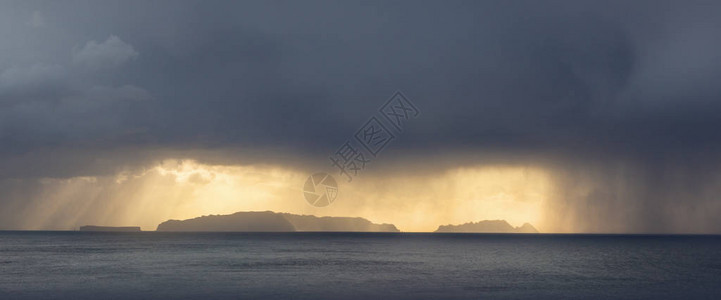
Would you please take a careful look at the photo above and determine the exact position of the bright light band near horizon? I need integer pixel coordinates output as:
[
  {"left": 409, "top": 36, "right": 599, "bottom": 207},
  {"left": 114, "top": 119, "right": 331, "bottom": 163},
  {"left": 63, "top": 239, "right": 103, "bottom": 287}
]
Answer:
[{"left": 16, "top": 159, "right": 550, "bottom": 233}]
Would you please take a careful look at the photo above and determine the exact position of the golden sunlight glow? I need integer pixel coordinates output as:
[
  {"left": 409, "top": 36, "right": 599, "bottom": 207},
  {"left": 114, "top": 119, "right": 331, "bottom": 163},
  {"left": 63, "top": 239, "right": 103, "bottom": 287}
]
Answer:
[{"left": 26, "top": 160, "right": 554, "bottom": 232}]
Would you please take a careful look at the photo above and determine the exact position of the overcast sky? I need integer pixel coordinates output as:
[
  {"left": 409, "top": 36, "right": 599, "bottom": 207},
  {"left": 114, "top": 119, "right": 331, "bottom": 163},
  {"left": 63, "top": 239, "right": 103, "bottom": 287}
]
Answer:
[{"left": 1, "top": 1, "right": 721, "bottom": 232}]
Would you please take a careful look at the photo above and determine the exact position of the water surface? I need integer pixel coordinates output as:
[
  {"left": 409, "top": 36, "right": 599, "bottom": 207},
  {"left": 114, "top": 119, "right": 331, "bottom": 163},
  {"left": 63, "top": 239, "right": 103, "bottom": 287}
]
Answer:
[{"left": 0, "top": 232, "right": 719, "bottom": 299}]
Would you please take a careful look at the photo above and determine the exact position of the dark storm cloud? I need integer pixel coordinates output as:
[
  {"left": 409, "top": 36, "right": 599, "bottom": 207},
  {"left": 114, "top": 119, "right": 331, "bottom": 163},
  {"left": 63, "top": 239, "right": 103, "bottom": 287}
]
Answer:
[
  {"left": 0, "top": 1, "right": 692, "bottom": 156},
  {"left": 1, "top": 0, "right": 721, "bottom": 232}
]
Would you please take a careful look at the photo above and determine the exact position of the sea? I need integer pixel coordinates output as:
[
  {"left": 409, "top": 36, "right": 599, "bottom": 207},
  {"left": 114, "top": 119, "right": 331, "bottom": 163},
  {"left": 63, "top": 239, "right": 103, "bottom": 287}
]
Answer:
[{"left": 0, "top": 232, "right": 719, "bottom": 299}]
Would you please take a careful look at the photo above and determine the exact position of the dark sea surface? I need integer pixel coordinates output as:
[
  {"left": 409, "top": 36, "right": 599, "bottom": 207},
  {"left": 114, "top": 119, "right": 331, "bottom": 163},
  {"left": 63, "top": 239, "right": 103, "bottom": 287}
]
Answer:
[{"left": 0, "top": 232, "right": 720, "bottom": 299}]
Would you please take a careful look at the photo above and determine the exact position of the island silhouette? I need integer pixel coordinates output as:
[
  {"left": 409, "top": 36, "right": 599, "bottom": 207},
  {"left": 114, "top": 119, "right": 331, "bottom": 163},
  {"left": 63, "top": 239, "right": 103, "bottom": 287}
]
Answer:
[
  {"left": 156, "top": 211, "right": 400, "bottom": 232},
  {"left": 80, "top": 211, "right": 539, "bottom": 233},
  {"left": 435, "top": 220, "right": 539, "bottom": 233}
]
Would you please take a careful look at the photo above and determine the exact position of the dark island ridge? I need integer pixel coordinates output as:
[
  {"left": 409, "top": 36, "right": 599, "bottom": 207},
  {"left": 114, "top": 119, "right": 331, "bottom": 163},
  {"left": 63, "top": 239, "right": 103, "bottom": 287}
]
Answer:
[{"left": 81, "top": 211, "right": 539, "bottom": 233}]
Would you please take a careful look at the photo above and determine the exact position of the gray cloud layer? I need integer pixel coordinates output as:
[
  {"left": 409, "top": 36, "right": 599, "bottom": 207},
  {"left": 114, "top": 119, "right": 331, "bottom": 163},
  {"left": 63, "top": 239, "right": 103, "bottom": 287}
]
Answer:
[{"left": 1, "top": 1, "right": 721, "bottom": 232}]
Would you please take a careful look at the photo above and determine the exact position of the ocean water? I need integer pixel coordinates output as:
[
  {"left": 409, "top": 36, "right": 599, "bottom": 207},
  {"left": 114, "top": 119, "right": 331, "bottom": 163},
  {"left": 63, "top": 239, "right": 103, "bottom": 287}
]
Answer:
[{"left": 0, "top": 232, "right": 719, "bottom": 299}]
